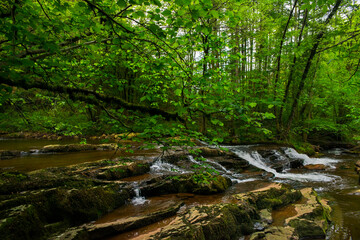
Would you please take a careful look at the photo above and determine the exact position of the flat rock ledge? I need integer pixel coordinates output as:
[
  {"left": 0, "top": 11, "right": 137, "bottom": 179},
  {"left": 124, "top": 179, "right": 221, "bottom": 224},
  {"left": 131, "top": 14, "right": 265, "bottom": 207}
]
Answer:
[
  {"left": 146, "top": 185, "right": 330, "bottom": 240},
  {"left": 46, "top": 184, "right": 331, "bottom": 240},
  {"left": 51, "top": 201, "right": 184, "bottom": 240}
]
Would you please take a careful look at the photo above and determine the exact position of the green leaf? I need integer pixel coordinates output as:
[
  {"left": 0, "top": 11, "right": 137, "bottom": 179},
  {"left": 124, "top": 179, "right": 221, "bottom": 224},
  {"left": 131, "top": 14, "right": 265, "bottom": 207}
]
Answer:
[
  {"left": 162, "top": 9, "right": 171, "bottom": 16},
  {"left": 249, "top": 102, "right": 257, "bottom": 108},
  {"left": 210, "top": 10, "right": 219, "bottom": 18},
  {"left": 174, "top": 89, "right": 182, "bottom": 96},
  {"left": 117, "top": 0, "right": 127, "bottom": 8}
]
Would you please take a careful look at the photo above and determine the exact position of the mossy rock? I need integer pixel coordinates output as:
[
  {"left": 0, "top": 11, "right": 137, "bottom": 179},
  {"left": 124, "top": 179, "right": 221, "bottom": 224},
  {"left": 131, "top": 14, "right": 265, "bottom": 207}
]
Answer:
[
  {"left": 95, "top": 162, "right": 150, "bottom": 180},
  {"left": 0, "top": 205, "right": 44, "bottom": 240},
  {"left": 235, "top": 186, "right": 302, "bottom": 211},
  {"left": 289, "top": 219, "right": 325, "bottom": 239},
  {"left": 140, "top": 174, "right": 232, "bottom": 196},
  {"left": 149, "top": 203, "right": 257, "bottom": 240}
]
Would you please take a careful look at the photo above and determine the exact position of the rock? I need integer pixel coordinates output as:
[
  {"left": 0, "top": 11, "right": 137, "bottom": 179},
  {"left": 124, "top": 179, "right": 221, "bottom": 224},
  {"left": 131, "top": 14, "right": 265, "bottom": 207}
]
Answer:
[
  {"left": 140, "top": 174, "right": 232, "bottom": 196},
  {"left": 234, "top": 185, "right": 302, "bottom": 210},
  {"left": 303, "top": 164, "right": 326, "bottom": 170},
  {"left": 0, "top": 204, "right": 44, "bottom": 240},
  {"left": 249, "top": 226, "right": 297, "bottom": 240},
  {"left": 95, "top": 162, "right": 150, "bottom": 180},
  {"left": 289, "top": 159, "right": 304, "bottom": 169},
  {"left": 197, "top": 147, "right": 227, "bottom": 157},
  {"left": 52, "top": 201, "right": 184, "bottom": 240},
  {"left": 248, "top": 187, "right": 331, "bottom": 240},
  {"left": 39, "top": 143, "right": 117, "bottom": 153},
  {"left": 257, "top": 149, "right": 304, "bottom": 172},
  {"left": 286, "top": 188, "right": 331, "bottom": 239},
  {"left": 259, "top": 209, "right": 272, "bottom": 224},
  {"left": 355, "top": 160, "right": 360, "bottom": 174},
  {"left": 147, "top": 203, "right": 257, "bottom": 240},
  {"left": 0, "top": 150, "right": 22, "bottom": 160}
]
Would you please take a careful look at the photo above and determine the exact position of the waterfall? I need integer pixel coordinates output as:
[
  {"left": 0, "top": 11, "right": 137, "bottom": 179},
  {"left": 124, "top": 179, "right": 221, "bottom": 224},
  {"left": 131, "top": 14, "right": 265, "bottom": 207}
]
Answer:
[
  {"left": 150, "top": 159, "right": 190, "bottom": 174},
  {"left": 188, "top": 156, "right": 249, "bottom": 184},
  {"left": 283, "top": 148, "right": 339, "bottom": 167},
  {"left": 229, "top": 146, "right": 339, "bottom": 182},
  {"left": 131, "top": 182, "right": 149, "bottom": 205}
]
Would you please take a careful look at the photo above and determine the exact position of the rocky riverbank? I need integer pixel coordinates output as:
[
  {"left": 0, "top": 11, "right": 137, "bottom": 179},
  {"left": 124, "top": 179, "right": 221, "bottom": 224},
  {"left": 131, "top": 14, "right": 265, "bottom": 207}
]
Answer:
[{"left": 0, "top": 142, "right": 337, "bottom": 240}]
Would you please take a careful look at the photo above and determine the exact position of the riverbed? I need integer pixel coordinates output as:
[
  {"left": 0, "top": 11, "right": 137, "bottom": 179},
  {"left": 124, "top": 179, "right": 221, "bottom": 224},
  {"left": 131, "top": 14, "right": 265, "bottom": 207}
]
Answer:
[{"left": 0, "top": 138, "right": 359, "bottom": 239}]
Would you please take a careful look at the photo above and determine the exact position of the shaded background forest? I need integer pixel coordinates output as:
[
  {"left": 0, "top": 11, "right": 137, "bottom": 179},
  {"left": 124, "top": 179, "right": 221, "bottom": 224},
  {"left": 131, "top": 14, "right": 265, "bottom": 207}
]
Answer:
[{"left": 1, "top": 0, "right": 360, "bottom": 147}]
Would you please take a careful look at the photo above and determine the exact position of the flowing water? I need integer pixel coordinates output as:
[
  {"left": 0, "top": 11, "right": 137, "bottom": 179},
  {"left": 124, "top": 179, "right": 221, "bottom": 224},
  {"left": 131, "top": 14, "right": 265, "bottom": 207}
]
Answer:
[
  {"left": 1, "top": 138, "right": 359, "bottom": 239},
  {"left": 0, "top": 138, "right": 159, "bottom": 172}
]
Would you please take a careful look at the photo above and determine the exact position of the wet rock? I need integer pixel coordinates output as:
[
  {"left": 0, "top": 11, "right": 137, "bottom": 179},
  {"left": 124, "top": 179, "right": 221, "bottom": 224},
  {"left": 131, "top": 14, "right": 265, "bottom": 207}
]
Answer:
[
  {"left": 0, "top": 150, "right": 22, "bottom": 160},
  {"left": 147, "top": 203, "right": 257, "bottom": 240},
  {"left": 234, "top": 185, "right": 302, "bottom": 210},
  {"left": 0, "top": 204, "right": 44, "bottom": 240},
  {"left": 286, "top": 188, "right": 331, "bottom": 239},
  {"left": 95, "top": 162, "right": 150, "bottom": 180},
  {"left": 140, "top": 174, "right": 232, "bottom": 196},
  {"left": 211, "top": 155, "right": 251, "bottom": 172},
  {"left": 289, "top": 159, "right": 304, "bottom": 169},
  {"left": 197, "top": 147, "right": 229, "bottom": 157},
  {"left": 259, "top": 209, "right": 272, "bottom": 224},
  {"left": 248, "top": 187, "right": 331, "bottom": 240},
  {"left": 355, "top": 160, "right": 360, "bottom": 174},
  {"left": 289, "top": 219, "right": 325, "bottom": 239},
  {"left": 257, "top": 149, "right": 304, "bottom": 172},
  {"left": 52, "top": 201, "right": 184, "bottom": 240},
  {"left": 303, "top": 164, "right": 326, "bottom": 170},
  {"left": 249, "top": 226, "right": 297, "bottom": 240},
  {"left": 39, "top": 143, "right": 117, "bottom": 153}
]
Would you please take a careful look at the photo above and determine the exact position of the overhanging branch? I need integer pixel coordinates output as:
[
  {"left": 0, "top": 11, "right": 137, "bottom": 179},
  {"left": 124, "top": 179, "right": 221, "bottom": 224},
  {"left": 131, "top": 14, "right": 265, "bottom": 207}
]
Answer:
[{"left": 0, "top": 75, "right": 185, "bottom": 123}]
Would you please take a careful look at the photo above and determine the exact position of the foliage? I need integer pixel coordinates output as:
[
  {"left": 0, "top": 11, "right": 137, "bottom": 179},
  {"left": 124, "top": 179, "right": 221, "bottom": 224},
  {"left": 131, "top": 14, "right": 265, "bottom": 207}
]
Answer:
[{"left": 0, "top": 0, "right": 359, "bottom": 144}]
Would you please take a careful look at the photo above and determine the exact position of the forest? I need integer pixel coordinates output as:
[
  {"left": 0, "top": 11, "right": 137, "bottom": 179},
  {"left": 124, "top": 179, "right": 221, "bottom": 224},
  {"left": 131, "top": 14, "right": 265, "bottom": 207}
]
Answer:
[
  {"left": 1, "top": 0, "right": 359, "bottom": 148},
  {"left": 1, "top": 1, "right": 360, "bottom": 240}
]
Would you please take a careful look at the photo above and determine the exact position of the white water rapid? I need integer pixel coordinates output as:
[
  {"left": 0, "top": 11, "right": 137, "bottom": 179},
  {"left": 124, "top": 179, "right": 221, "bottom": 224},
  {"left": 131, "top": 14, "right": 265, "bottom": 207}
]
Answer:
[
  {"left": 131, "top": 182, "right": 149, "bottom": 205},
  {"left": 228, "top": 146, "right": 340, "bottom": 182}
]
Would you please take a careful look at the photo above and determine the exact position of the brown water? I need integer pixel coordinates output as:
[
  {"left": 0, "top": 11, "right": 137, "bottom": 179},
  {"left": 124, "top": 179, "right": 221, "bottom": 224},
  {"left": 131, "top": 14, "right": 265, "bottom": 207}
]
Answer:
[
  {"left": 1, "top": 139, "right": 359, "bottom": 239},
  {"left": 0, "top": 138, "right": 160, "bottom": 172},
  {"left": 0, "top": 138, "right": 90, "bottom": 151}
]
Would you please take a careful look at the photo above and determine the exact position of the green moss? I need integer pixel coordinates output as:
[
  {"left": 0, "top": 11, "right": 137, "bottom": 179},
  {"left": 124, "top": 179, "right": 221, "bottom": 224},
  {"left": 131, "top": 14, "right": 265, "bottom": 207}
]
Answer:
[
  {"left": 0, "top": 205, "right": 44, "bottom": 240},
  {"left": 289, "top": 219, "right": 325, "bottom": 239},
  {"left": 254, "top": 187, "right": 302, "bottom": 210}
]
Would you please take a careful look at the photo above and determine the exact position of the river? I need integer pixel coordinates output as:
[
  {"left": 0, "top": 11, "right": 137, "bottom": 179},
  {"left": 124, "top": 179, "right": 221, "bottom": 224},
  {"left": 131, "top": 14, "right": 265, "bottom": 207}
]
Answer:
[{"left": 0, "top": 139, "right": 359, "bottom": 239}]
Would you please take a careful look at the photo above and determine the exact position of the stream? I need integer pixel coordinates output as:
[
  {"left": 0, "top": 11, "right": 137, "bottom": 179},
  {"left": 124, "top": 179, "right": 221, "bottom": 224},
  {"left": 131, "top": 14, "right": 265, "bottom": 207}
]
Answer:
[{"left": 0, "top": 139, "right": 359, "bottom": 239}]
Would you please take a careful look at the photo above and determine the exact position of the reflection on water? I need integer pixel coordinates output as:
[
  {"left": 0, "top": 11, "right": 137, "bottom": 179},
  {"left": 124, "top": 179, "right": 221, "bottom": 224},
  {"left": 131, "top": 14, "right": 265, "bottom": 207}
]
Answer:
[
  {"left": 0, "top": 138, "right": 160, "bottom": 172},
  {"left": 0, "top": 138, "right": 89, "bottom": 151},
  {"left": 1, "top": 139, "right": 360, "bottom": 239}
]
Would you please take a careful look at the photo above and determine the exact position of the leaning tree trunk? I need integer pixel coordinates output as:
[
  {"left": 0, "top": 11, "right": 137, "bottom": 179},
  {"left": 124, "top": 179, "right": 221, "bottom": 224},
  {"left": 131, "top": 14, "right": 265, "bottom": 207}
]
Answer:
[{"left": 286, "top": 0, "right": 343, "bottom": 133}]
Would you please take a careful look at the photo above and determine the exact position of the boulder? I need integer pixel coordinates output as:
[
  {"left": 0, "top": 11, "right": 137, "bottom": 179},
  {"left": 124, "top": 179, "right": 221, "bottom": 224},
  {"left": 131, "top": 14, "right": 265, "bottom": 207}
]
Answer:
[
  {"left": 249, "top": 226, "right": 297, "bottom": 240},
  {"left": 147, "top": 203, "right": 257, "bottom": 240},
  {"left": 0, "top": 150, "right": 22, "bottom": 160},
  {"left": 95, "top": 162, "right": 150, "bottom": 180},
  {"left": 355, "top": 160, "right": 360, "bottom": 174},
  {"left": 52, "top": 201, "right": 184, "bottom": 240},
  {"left": 140, "top": 174, "right": 232, "bottom": 196},
  {"left": 0, "top": 204, "right": 44, "bottom": 240},
  {"left": 303, "top": 164, "right": 327, "bottom": 170},
  {"left": 39, "top": 143, "right": 117, "bottom": 153}
]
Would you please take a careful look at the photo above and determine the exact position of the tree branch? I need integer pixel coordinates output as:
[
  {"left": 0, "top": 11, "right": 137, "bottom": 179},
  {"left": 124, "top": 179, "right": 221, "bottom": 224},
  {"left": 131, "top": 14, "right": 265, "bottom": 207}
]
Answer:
[{"left": 0, "top": 75, "right": 185, "bottom": 123}]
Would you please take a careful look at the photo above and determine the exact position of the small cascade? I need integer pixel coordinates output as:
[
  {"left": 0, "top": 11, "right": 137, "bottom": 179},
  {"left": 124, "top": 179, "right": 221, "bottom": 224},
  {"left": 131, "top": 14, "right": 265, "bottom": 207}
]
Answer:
[
  {"left": 284, "top": 148, "right": 339, "bottom": 167},
  {"left": 131, "top": 182, "right": 149, "bottom": 205},
  {"left": 205, "top": 158, "right": 232, "bottom": 174},
  {"left": 150, "top": 159, "right": 189, "bottom": 174},
  {"left": 188, "top": 156, "right": 249, "bottom": 184},
  {"left": 229, "top": 147, "right": 339, "bottom": 182}
]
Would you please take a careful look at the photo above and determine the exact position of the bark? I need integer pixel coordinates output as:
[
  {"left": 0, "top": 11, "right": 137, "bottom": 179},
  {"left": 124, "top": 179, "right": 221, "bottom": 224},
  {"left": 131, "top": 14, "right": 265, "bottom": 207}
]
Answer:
[
  {"left": 0, "top": 76, "right": 184, "bottom": 123},
  {"left": 278, "top": 8, "right": 308, "bottom": 127},
  {"left": 274, "top": 0, "right": 298, "bottom": 94},
  {"left": 286, "top": 0, "right": 343, "bottom": 132}
]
